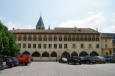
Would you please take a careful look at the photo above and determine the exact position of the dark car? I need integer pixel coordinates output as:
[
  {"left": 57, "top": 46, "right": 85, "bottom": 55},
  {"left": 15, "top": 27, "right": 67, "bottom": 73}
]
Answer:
[
  {"left": 59, "top": 57, "right": 68, "bottom": 63},
  {"left": 68, "top": 56, "right": 81, "bottom": 65},
  {"left": 10, "top": 57, "right": 19, "bottom": 66},
  {"left": 81, "top": 56, "right": 96, "bottom": 64},
  {"left": 5, "top": 57, "right": 14, "bottom": 68},
  {"left": 103, "top": 56, "right": 111, "bottom": 63},
  {"left": 0, "top": 56, "right": 7, "bottom": 70},
  {"left": 110, "top": 56, "right": 115, "bottom": 63}
]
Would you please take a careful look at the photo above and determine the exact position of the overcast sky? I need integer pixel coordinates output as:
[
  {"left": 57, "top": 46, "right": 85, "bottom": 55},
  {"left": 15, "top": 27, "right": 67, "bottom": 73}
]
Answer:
[{"left": 0, "top": 0, "right": 115, "bottom": 33}]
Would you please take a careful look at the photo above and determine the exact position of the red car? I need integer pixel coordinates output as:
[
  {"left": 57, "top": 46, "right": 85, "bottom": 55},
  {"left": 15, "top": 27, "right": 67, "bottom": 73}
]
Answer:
[{"left": 14, "top": 54, "right": 31, "bottom": 65}]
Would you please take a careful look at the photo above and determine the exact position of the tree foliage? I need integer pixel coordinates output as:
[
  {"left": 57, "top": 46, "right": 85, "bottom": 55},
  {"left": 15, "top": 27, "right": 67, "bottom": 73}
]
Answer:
[{"left": 0, "top": 21, "right": 20, "bottom": 56}]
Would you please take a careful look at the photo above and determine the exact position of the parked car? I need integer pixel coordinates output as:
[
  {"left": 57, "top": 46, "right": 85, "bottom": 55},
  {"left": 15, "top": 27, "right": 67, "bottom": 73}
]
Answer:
[
  {"left": 10, "top": 57, "right": 19, "bottom": 66},
  {"left": 68, "top": 56, "right": 81, "bottom": 65},
  {"left": 5, "top": 57, "right": 14, "bottom": 68},
  {"left": 81, "top": 56, "right": 96, "bottom": 64},
  {"left": 110, "top": 56, "right": 115, "bottom": 63},
  {"left": 14, "top": 54, "right": 31, "bottom": 65},
  {"left": 103, "top": 56, "right": 111, "bottom": 63},
  {"left": 92, "top": 56, "right": 106, "bottom": 64},
  {"left": 59, "top": 57, "right": 68, "bottom": 63},
  {"left": 0, "top": 56, "right": 8, "bottom": 70}
]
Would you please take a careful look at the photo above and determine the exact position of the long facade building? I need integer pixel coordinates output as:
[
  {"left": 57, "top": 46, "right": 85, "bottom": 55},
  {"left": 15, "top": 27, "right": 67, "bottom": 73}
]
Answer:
[{"left": 11, "top": 16, "right": 113, "bottom": 61}]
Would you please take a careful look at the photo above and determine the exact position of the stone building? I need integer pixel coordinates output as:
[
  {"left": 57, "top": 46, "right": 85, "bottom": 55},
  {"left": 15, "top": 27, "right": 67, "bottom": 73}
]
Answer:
[{"left": 11, "top": 16, "right": 113, "bottom": 61}]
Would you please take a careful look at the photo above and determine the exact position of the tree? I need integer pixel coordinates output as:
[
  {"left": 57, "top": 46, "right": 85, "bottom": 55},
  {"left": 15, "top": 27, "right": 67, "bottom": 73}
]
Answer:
[
  {"left": 0, "top": 21, "right": 20, "bottom": 56},
  {"left": 0, "top": 32, "right": 4, "bottom": 54}
]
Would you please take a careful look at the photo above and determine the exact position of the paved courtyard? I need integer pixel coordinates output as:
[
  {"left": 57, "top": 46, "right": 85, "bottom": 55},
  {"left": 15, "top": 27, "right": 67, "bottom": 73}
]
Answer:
[{"left": 0, "top": 62, "right": 115, "bottom": 76}]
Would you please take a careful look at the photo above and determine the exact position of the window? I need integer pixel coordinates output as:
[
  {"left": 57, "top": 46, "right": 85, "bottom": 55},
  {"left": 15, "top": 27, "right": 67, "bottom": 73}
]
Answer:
[
  {"left": 68, "top": 36, "right": 71, "bottom": 41},
  {"left": 96, "top": 36, "right": 99, "bottom": 41},
  {"left": 33, "top": 44, "right": 36, "bottom": 48},
  {"left": 72, "top": 36, "right": 76, "bottom": 41},
  {"left": 49, "top": 44, "right": 52, "bottom": 48},
  {"left": 18, "top": 35, "right": 22, "bottom": 41},
  {"left": 28, "top": 44, "right": 31, "bottom": 48},
  {"left": 81, "top": 44, "right": 84, "bottom": 48},
  {"left": 38, "top": 44, "right": 41, "bottom": 48},
  {"left": 80, "top": 36, "right": 83, "bottom": 41},
  {"left": 76, "top": 37, "right": 79, "bottom": 41},
  {"left": 33, "top": 35, "right": 37, "bottom": 41},
  {"left": 59, "top": 44, "right": 62, "bottom": 48},
  {"left": 38, "top": 36, "right": 42, "bottom": 41},
  {"left": 64, "top": 36, "right": 67, "bottom": 41},
  {"left": 88, "top": 44, "right": 92, "bottom": 48},
  {"left": 59, "top": 36, "right": 62, "bottom": 41},
  {"left": 54, "top": 36, "right": 57, "bottom": 41},
  {"left": 44, "top": 36, "right": 47, "bottom": 41},
  {"left": 64, "top": 44, "right": 67, "bottom": 48},
  {"left": 84, "top": 37, "right": 87, "bottom": 41},
  {"left": 92, "top": 37, "right": 95, "bottom": 41},
  {"left": 96, "top": 44, "right": 99, "bottom": 48},
  {"left": 28, "top": 35, "right": 32, "bottom": 41},
  {"left": 23, "top": 35, "right": 27, "bottom": 41},
  {"left": 18, "top": 43, "right": 21, "bottom": 48},
  {"left": 48, "top": 36, "right": 52, "bottom": 41},
  {"left": 54, "top": 44, "right": 57, "bottom": 48},
  {"left": 23, "top": 43, "right": 26, "bottom": 48},
  {"left": 88, "top": 37, "right": 91, "bottom": 41},
  {"left": 44, "top": 44, "right": 47, "bottom": 49},
  {"left": 72, "top": 44, "right": 76, "bottom": 49}
]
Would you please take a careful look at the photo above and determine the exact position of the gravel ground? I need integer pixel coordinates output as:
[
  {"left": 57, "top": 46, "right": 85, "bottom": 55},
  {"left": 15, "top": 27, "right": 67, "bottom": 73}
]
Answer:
[{"left": 0, "top": 62, "right": 115, "bottom": 76}]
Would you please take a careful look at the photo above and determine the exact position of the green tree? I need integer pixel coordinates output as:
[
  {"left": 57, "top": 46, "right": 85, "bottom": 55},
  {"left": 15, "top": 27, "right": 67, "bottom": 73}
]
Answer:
[
  {"left": 0, "top": 32, "right": 4, "bottom": 54},
  {"left": 0, "top": 21, "right": 20, "bottom": 56}
]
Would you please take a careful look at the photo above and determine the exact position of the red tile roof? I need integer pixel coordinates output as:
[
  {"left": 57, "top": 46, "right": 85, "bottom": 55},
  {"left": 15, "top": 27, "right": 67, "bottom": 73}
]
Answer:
[{"left": 11, "top": 27, "right": 99, "bottom": 34}]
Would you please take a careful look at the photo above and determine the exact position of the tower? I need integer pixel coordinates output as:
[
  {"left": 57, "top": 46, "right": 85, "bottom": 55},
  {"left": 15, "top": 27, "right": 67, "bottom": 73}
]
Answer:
[{"left": 36, "top": 16, "right": 45, "bottom": 30}]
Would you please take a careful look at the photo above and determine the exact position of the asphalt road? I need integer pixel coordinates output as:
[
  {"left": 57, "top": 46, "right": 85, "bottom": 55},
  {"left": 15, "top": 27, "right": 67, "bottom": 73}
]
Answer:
[{"left": 0, "top": 62, "right": 115, "bottom": 76}]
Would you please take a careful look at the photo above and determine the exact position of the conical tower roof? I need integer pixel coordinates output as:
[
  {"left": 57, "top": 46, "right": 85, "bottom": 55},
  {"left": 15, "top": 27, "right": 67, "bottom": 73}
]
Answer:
[{"left": 36, "top": 16, "right": 45, "bottom": 30}]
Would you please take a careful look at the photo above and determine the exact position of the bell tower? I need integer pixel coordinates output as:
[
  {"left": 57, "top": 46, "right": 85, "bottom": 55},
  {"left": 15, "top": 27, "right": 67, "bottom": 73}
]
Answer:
[{"left": 36, "top": 16, "right": 45, "bottom": 30}]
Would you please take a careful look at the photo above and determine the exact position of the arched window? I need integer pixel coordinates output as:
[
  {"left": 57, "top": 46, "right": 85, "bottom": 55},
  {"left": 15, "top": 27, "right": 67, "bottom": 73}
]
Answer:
[
  {"left": 51, "top": 52, "right": 57, "bottom": 57},
  {"left": 64, "top": 36, "right": 67, "bottom": 41},
  {"left": 28, "top": 35, "right": 32, "bottom": 41},
  {"left": 59, "top": 36, "right": 62, "bottom": 41},
  {"left": 38, "top": 35, "right": 42, "bottom": 41},
  {"left": 71, "top": 52, "right": 78, "bottom": 56},
  {"left": 48, "top": 35, "right": 52, "bottom": 41},
  {"left": 18, "top": 35, "right": 22, "bottom": 41},
  {"left": 54, "top": 36, "right": 57, "bottom": 41},
  {"left": 90, "top": 51, "right": 98, "bottom": 56},
  {"left": 42, "top": 52, "right": 49, "bottom": 57},
  {"left": 33, "top": 35, "right": 37, "bottom": 41},
  {"left": 62, "top": 51, "right": 70, "bottom": 58},
  {"left": 68, "top": 36, "right": 71, "bottom": 41},
  {"left": 44, "top": 35, "right": 47, "bottom": 41},
  {"left": 23, "top": 35, "right": 27, "bottom": 41},
  {"left": 32, "top": 51, "right": 40, "bottom": 57},
  {"left": 79, "top": 51, "right": 88, "bottom": 57},
  {"left": 23, "top": 51, "right": 30, "bottom": 55}
]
